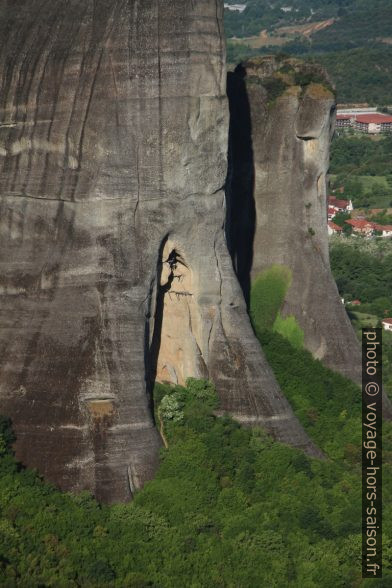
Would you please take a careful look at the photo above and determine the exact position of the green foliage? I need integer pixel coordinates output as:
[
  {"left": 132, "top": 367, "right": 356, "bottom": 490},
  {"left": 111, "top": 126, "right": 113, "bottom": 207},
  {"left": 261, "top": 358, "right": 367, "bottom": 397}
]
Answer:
[
  {"left": 330, "top": 237, "right": 392, "bottom": 397},
  {"left": 293, "top": 70, "right": 334, "bottom": 94},
  {"left": 249, "top": 265, "right": 292, "bottom": 331},
  {"left": 226, "top": 40, "right": 259, "bottom": 65},
  {"left": 261, "top": 76, "right": 288, "bottom": 103},
  {"left": 159, "top": 394, "right": 184, "bottom": 423},
  {"left": 330, "top": 135, "right": 392, "bottom": 180},
  {"left": 224, "top": 0, "right": 356, "bottom": 40},
  {"left": 250, "top": 266, "right": 305, "bottom": 349},
  {"left": 155, "top": 378, "right": 218, "bottom": 428},
  {"left": 0, "top": 364, "right": 391, "bottom": 585},
  {"left": 9, "top": 343, "right": 392, "bottom": 585},
  {"left": 254, "top": 328, "right": 362, "bottom": 459},
  {"left": 370, "top": 210, "right": 392, "bottom": 226},
  {"left": 0, "top": 417, "right": 15, "bottom": 456},
  {"left": 330, "top": 239, "right": 392, "bottom": 307},
  {"left": 333, "top": 212, "right": 353, "bottom": 235},
  {"left": 329, "top": 134, "right": 392, "bottom": 209},
  {"left": 273, "top": 313, "right": 305, "bottom": 349},
  {"left": 314, "top": 47, "right": 392, "bottom": 105}
]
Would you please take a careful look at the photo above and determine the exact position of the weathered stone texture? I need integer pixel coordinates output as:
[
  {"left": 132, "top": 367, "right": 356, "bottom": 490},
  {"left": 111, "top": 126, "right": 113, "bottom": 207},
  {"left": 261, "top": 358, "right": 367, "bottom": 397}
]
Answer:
[
  {"left": 227, "top": 57, "right": 392, "bottom": 419},
  {"left": 227, "top": 58, "right": 358, "bottom": 382},
  {"left": 0, "top": 2, "right": 322, "bottom": 502}
]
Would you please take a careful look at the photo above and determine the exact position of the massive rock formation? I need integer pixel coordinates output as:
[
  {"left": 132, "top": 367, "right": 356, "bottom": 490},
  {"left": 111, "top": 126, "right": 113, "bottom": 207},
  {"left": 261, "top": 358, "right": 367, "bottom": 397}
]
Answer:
[
  {"left": 226, "top": 56, "right": 392, "bottom": 418},
  {"left": 227, "top": 57, "right": 358, "bottom": 381},
  {"left": 0, "top": 1, "right": 322, "bottom": 502}
]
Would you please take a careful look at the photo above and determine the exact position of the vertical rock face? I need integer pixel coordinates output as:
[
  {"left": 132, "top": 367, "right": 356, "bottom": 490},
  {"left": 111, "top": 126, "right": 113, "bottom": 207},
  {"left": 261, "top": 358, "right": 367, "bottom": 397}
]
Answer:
[
  {"left": 226, "top": 56, "right": 362, "bottom": 384},
  {"left": 0, "top": 2, "right": 322, "bottom": 501}
]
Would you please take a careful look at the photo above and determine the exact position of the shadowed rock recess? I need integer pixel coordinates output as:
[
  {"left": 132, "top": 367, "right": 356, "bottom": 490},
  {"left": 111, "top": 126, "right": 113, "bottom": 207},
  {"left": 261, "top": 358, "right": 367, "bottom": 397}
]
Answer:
[{"left": 0, "top": 1, "right": 326, "bottom": 503}]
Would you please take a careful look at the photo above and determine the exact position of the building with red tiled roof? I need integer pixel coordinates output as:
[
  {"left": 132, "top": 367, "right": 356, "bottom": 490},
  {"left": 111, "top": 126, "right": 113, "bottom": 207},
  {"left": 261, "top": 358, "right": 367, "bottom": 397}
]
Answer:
[
  {"left": 353, "top": 114, "right": 392, "bottom": 134},
  {"left": 328, "top": 195, "right": 353, "bottom": 214},
  {"left": 345, "top": 219, "right": 392, "bottom": 238},
  {"left": 328, "top": 221, "right": 343, "bottom": 235},
  {"left": 336, "top": 114, "right": 352, "bottom": 129},
  {"left": 372, "top": 224, "right": 392, "bottom": 237},
  {"left": 335, "top": 111, "right": 392, "bottom": 134},
  {"left": 345, "top": 219, "right": 375, "bottom": 236}
]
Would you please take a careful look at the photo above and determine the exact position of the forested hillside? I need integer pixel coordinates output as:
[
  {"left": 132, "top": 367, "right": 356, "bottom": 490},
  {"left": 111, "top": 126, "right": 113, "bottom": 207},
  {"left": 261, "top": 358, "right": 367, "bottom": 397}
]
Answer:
[
  {"left": 329, "top": 134, "right": 392, "bottom": 208},
  {"left": 225, "top": 0, "right": 355, "bottom": 39},
  {"left": 312, "top": 48, "right": 392, "bottom": 106},
  {"left": 225, "top": 0, "right": 392, "bottom": 104}
]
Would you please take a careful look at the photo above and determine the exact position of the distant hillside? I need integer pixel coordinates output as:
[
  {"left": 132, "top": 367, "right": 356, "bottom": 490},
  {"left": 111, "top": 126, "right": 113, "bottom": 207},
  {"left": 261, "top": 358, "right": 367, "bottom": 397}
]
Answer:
[
  {"left": 310, "top": 47, "right": 392, "bottom": 105},
  {"left": 224, "top": 0, "right": 352, "bottom": 39},
  {"left": 225, "top": 0, "right": 392, "bottom": 50},
  {"left": 225, "top": 0, "right": 392, "bottom": 104}
]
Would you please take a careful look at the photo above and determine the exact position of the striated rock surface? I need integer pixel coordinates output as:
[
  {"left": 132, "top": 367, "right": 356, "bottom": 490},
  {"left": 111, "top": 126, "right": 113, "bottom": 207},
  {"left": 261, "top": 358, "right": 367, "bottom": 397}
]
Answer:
[
  {"left": 227, "top": 57, "right": 362, "bottom": 383},
  {"left": 0, "top": 2, "right": 322, "bottom": 502},
  {"left": 226, "top": 56, "right": 392, "bottom": 419}
]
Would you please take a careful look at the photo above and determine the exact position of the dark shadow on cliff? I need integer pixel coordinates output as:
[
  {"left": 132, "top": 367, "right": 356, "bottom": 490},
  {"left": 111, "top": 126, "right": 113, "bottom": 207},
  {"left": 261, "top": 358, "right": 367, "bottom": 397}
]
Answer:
[
  {"left": 145, "top": 240, "right": 176, "bottom": 414},
  {"left": 225, "top": 65, "right": 256, "bottom": 308}
]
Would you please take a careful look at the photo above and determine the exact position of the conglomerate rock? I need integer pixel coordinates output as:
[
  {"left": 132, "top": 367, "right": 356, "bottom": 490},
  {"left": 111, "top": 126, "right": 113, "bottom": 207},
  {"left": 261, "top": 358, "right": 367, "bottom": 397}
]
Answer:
[{"left": 0, "top": 1, "right": 322, "bottom": 502}]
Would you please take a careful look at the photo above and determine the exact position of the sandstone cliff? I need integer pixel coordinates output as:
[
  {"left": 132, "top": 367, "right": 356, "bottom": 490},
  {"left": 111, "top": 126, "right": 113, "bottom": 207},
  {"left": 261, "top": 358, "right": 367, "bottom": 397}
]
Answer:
[
  {"left": 226, "top": 56, "right": 391, "bottom": 421},
  {"left": 0, "top": 1, "right": 322, "bottom": 502}
]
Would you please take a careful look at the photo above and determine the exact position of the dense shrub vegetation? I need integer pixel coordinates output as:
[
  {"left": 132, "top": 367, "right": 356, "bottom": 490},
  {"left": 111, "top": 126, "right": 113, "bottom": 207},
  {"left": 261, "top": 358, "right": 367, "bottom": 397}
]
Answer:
[
  {"left": 1, "top": 365, "right": 391, "bottom": 586},
  {"left": 330, "top": 135, "right": 392, "bottom": 179},
  {"left": 329, "top": 134, "right": 392, "bottom": 208},
  {"left": 330, "top": 239, "right": 392, "bottom": 308},
  {"left": 330, "top": 237, "right": 392, "bottom": 398},
  {"left": 313, "top": 48, "right": 392, "bottom": 106}
]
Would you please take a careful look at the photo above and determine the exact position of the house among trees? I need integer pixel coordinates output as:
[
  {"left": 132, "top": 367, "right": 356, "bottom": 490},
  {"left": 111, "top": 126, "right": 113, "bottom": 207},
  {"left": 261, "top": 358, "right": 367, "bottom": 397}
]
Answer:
[
  {"left": 372, "top": 223, "right": 392, "bottom": 238},
  {"left": 351, "top": 300, "right": 361, "bottom": 306},
  {"left": 328, "top": 196, "right": 353, "bottom": 218},
  {"left": 382, "top": 318, "right": 392, "bottom": 332},
  {"left": 345, "top": 218, "right": 375, "bottom": 236},
  {"left": 329, "top": 196, "right": 354, "bottom": 212},
  {"left": 328, "top": 221, "right": 343, "bottom": 235},
  {"left": 344, "top": 219, "right": 392, "bottom": 237}
]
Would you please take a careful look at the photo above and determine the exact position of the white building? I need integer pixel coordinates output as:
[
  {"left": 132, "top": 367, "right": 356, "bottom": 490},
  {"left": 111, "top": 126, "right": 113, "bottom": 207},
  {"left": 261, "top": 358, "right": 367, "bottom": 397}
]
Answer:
[
  {"left": 382, "top": 319, "right": 392, "bottom": 332},
  {"left": 224, "top": 3, "right": 247, "bottom": 12},
  {"left": 373, "top": 224, "right": 392, "bottom": 238}
]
